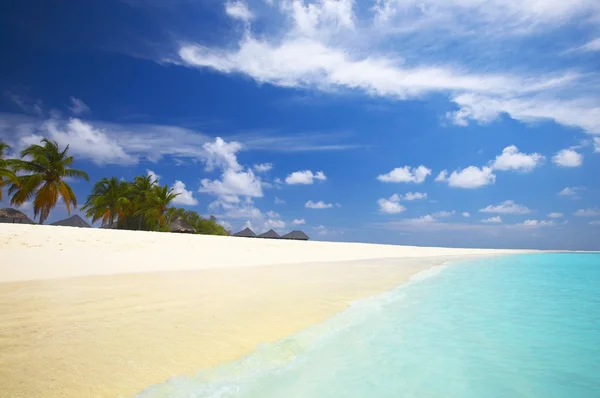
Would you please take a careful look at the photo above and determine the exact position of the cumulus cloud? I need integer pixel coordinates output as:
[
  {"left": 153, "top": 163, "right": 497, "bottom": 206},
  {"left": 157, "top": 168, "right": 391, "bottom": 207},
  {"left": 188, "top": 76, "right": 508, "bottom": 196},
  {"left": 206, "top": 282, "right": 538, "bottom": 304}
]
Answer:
[
  {"left": 558, "top": 187, "right": 583, "bottom": 198},
  {"left": 552, "top": 149, "right": 583, "bottom": 167},
  {"left": 574, "top": 208, "right": 600, "bottom": 217},
  {"left": 462, "top": 212, "right": 470, "bottom": 217},
  {"left": 491, "top": 145, "right": 544, "bottom": 172},
  {"left": 285, "top": 170, "right": 327, "bottom": 184},
  {"left": 69, "top": 97, "right": 90, "bottom": 115},
  {"left": 292, "top": 218, "right": 306, "bottom": 225},
  {"left": 199, "top": 137, "right": 264, "bottom": 198},
  {"left": 547, "top": 212, "right": 563, "bottom": 218},
  {"left": 305, "top": 200, "right": 334, "bottom": 209},
  {"left": 437, "top": 166, "right": 496, "bottom": 188},
  {"left": 147, "top": 169, "right": 160, "bottom": 185},
  {"left": 254, "top": 163, "right": 273, "bottom": 173},
  {"left": 481, "top": 216, "right": 502, "bottom": 223},
  {"left": 171, "top": 180, "right": 199, "bottom": 206},
  {"left": 594, "top": 137, "right": 600, "bottom": 153},
  {"left": 479, "top": 200, "right": 531, "bottom": 214},
  {"left": 377, "top": 166, "right": 431, "bottom": 183},
  {"left": 402, "top": 192, "right": 427, "bottom": 201},
  {"left": 377, "top": 194, "right": 406, "bottom": 214}
]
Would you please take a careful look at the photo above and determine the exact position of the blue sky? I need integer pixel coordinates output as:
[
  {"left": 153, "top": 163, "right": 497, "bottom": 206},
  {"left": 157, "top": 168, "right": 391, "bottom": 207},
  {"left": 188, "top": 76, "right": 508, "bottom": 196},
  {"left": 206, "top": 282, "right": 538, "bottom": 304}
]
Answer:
[{"left": 1, "top": 0, "right": 599, "bottom": 249}]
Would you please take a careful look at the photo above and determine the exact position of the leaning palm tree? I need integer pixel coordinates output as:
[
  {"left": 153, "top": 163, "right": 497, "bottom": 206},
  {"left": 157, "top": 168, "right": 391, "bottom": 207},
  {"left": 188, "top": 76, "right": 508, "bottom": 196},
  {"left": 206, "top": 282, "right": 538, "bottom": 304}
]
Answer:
[
  {"left": 0, "top": 142, "right": 18, "bottom": 201},
  {"left": 9, "top": 139, "right": 89, "bottom": 224},
  {"left": 82, "top": 177, "right": 130, "bottom": 228},
  {"left": 138, "top": 184, "right": 180, "bottom": 231}
]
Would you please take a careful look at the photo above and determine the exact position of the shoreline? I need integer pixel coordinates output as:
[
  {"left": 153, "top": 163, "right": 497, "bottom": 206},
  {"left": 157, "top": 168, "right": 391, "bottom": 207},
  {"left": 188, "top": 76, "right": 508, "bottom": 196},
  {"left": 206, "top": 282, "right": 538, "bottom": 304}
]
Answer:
[{"left": 0, "top": 225, "right": 528, "bottom": 397}]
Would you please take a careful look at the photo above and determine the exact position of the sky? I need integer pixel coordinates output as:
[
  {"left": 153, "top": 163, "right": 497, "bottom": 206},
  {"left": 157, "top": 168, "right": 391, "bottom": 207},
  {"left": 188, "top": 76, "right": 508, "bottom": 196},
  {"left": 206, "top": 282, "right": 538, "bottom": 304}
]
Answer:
[{"left": 0, "top": 0, "right": 599, "bottom": 250}]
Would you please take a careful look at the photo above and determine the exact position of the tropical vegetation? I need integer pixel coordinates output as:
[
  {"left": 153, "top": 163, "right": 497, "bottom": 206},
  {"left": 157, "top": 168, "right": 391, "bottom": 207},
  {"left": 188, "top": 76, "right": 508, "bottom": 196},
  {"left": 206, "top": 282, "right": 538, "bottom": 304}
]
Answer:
[
  {"left": 7, "top": 138, "right": 89, "bottom": 224},
  {"left": 0, "top": 137, "right": 231, "bottom": 235}
]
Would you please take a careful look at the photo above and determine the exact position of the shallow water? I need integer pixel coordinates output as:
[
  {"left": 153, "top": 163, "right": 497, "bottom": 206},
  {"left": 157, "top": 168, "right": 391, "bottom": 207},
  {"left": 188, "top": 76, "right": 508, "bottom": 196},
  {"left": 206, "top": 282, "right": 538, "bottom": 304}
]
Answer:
[{"left": 137, "top": 253, "right": 600, "bottom": 398}]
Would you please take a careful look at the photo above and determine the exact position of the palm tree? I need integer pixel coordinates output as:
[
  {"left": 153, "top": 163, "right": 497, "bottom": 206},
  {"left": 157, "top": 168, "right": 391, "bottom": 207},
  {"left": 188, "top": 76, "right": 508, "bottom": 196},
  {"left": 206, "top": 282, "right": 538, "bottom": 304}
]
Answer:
[
  {"left": 9, "top": 139, "right": 89, "bottom": 224},
  {"left": 82, "top": 177, "right": 130, "bottom": 228},
  {"left": 0, "top": 142, "right": 18, "bottom": 201},
  {"left": 138, "top": 184, "right": 179, "bottom": 231},
  {"left": 131, "top": 175, "right": 155, "bottom": 230}
]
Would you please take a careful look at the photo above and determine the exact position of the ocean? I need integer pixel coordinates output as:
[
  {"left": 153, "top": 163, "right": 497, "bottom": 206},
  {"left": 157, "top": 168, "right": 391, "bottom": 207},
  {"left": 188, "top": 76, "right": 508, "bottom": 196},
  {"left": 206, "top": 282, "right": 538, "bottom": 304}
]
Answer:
[{"left": 136, "top": 253, "right": 600, "bottom": 398}]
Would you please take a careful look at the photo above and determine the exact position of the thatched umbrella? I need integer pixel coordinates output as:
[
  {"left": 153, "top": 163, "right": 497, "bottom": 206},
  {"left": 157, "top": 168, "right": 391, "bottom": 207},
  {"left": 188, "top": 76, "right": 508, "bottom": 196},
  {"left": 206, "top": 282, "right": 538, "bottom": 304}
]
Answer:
[
  {"left": 169, "top": 217, "right": 196, "bottom": 234},
  {"left": 51, "top": 215, "right": 91, "bottom": 228},
  {"left": 233, "top": 227, "right": 257, "bottom": 238},
  {"left": 0, "top": 208, "right": 35, "bottom": 224},
  {"left": 282, "top": 230, "right": 309, "bottom": 241},
  {"left": 258, "top": 229, "right": 281, "bottom": 239}
]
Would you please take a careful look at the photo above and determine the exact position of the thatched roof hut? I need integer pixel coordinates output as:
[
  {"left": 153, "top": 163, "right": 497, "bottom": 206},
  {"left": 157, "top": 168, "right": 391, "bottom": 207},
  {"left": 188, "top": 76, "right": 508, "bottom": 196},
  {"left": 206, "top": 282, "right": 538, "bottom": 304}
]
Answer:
[
  {"left": 282, "top": 230, "right": 309, "bottom": 241},
  {"left": 51, "top": 215, "right": 91, "bottom": 228},
  {"left": 258, "top": 229, "right": 281, "bottom": 239},
  {"left": 233, "top": 227, "right": 257, "bottom": 238},
  {"left": 169, "top": 217, "right": 197, "bottom": 234},
  {"left": 0, "top": 208, "right": 35, "bottom": 224}
]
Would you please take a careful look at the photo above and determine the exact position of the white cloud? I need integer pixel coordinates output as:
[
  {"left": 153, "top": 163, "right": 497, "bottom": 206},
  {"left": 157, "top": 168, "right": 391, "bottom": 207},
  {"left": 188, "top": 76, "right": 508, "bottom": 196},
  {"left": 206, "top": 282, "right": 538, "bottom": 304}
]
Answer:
[
  {"left": 568, "top": 37, "right": 600, "bottom": 53},
  {"left": 285, "top": 170, "right": 327, "bottom": 184},
  {"left": 433, "top": 210, "right": 455, "bottom": 218},
  {"left": 377, "top": 165, "right": 431, "bottom": 183},
  {"left": 200, "top": 168, "right": 263, "bottom": 197},
  {"left": 594, "top": 137, "right": 600, "bottom": 153},
  {"left": 20, "top": 118, "right": 136, "bottom": 165},
  {"left": 547, "top": 212, "right": 564, "bottom": 218},
  {"left": 589, "top": 220, "right": 600, "bottom": 225},
  {"left": 491, "top": 145, "right": 544, "bottom": 172},
  {"left": 69, "top": 97, "right": 90, "bottom": 115},
  {"left": 174, "top": 0, "right": 600, "bottom": 136},
  {"left": 266, "top": 210, "right": 280, "bottom": 218},
  {"left": 225, "top": 1, "right": 254, "bottom": 22},
  {"left": 254, "top": 163, "right": 273, "bottom": 173},
  {"left": 481, "top": 216, "right": 502, "bottom": 223},
  {"left": 574, "top": 208, "right": 600, "bottom": 217},
  {"left": 377, "top": 194, "right": 406, "bottom": 214},
  {"left": 274, "top": 196, "right": 286, "bottom": 204},
  {"left": 437, "top": 166, "right": 496, "bottom": 188},
  {"left": 523, "top": 219, "right": 555, "bottom": 227},
  {"left": 209, "top": 197, "right": 263, "bottom": 219},
  {"left": 435, "top": 170, "right": 447, "bottom": 182},
  {"left": 449, "top": 92, "right": 600, "bottom": 135},
  {"left": 171, "top": 180, "right": 199, "bottom": 206},
  {"left": 264, "top": 218, "right": 285, "bottom": 230},
  {"left": 558, "top": 187, "right": 583, "bottom": 198},
  {"left": 199, "top": 137, "right": 264, "bottom": 198},
  {"left": 402, "top": 192, "right": 427, "bottom": 201},
  {"left": 292, "top": 218, "right": 306, "bottom": 225},
  {"left": 305, "top": 200, "right": 333, "bottom": 209},
  {"left": 552, "top": 149, "right": 583, "bottom": 167},
  {"left": 218, "top": 220, "right": 233, "bottom": 231},
  {"left": 462, "top": 212, "right": 470, "bottom": 218},
  {"left": 480, "top": 200, "right": 531, "bottom": 214},
  {"left": 147, "top": 169, "right": 160, "bottom": 185}
]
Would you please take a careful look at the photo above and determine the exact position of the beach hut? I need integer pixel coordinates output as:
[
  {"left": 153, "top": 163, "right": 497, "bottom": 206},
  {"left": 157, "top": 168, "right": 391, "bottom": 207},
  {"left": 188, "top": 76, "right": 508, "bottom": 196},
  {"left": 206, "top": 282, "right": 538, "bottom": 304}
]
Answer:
[
  {"left": 0, "top": 208, "right": 35, "bottom": 224},
  {"left": 169, "top": 217, "right": 197, "bottom": 234},
  {"left": 233, "top": 227, "right": 257, "bottom": 238},
  {"left": 258, "top": 229, "right": 281, "bottom": 239},
  {"left": 51, "top": 215, "right": 91, "bottom": 228},
  {"left": 282, "top": 230, "right": 310, "bottom": 241}
]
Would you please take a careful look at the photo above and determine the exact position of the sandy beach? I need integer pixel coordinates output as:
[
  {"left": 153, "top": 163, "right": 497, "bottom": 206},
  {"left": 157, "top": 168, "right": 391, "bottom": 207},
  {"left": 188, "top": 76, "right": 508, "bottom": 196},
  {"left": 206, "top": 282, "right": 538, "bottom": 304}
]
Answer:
[{"left": 0, "top": 225, "right": 526, "bottom": 397}]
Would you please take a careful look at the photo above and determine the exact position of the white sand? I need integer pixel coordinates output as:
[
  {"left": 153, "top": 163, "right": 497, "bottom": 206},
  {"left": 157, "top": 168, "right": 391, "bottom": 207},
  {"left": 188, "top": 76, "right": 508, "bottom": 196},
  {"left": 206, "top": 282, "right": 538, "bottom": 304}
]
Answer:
[{"left": 0, "top": 224, "right": 528, "bottom": 397}]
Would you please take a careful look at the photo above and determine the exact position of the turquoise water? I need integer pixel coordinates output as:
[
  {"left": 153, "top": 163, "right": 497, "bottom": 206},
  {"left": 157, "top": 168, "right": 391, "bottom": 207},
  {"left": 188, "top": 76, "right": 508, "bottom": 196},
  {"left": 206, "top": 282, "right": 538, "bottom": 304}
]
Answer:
[{"left": 137, "top": 253, "right": 600, "bottom": 398}]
